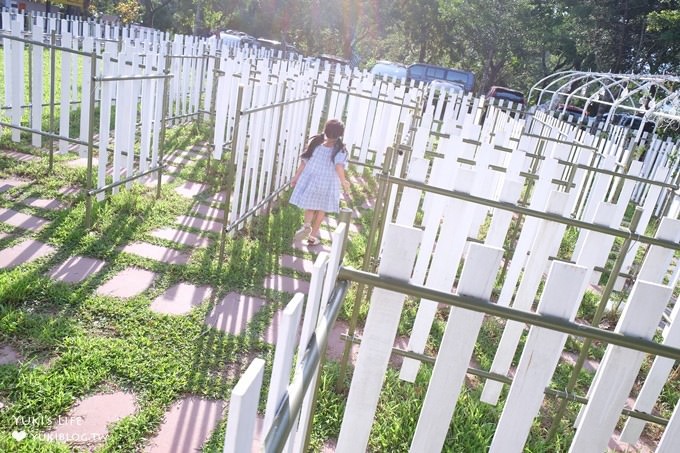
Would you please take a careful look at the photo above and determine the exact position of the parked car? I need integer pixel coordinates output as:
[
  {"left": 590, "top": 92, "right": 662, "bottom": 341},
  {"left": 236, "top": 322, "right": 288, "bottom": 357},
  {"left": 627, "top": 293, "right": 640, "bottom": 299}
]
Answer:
[
  {"left": 317, "top": 54, "right": 350, "bottom": 71},
  {"left": 591, "top": 112, "right": 656, "bottom": 134},
  {"left": 369, "top": 60, "right": 407, "bottom": 82},
  {"left": 407, "top": 63, "right": 475, "bottom": 93},
  {"left": 486, "top": 86, "right": 525, "bottom": 105},
  {"left": 218, "top": 30, "right": 256, "bottom": 47},
  {"left": 255, "top": 38, "right": 299, "bottom": 55}
]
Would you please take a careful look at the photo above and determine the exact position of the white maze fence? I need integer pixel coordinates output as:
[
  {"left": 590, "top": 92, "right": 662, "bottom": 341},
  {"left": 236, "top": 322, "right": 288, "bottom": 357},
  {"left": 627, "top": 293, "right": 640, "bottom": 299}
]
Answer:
[{"left": 224, "top": 104, "right": 680, "bottom": 452}]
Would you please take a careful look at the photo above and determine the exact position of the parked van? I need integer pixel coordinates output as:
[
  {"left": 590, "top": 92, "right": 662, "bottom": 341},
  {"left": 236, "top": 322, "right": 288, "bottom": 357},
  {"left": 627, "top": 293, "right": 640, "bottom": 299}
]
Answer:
[
  {"left": 370, "top": 61, "right": 407, "bottom": 82},
  {"left": 407, "top": 63, "right": 475, "bottom": 92}
]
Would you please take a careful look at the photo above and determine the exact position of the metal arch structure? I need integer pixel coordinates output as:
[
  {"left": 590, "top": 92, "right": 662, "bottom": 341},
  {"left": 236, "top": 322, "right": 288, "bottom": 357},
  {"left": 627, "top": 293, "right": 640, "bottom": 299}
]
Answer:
[{"left": 529, "top": 70, "right": 680, "bottom": 134}]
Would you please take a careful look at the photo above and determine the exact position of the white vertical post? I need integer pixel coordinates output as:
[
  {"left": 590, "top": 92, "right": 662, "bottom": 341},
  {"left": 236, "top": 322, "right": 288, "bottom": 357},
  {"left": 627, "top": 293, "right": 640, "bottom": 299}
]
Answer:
[
  {"left": 336, "top": 224, "right": 422, "bottom": 453},
  {"left": 400, "top": 168, "right": 477, "bottom": 382},
  {"left": 31, "top": 24, "right": 44, "bottom": 147},
  {"left": 263, "top": 293, "right": 304, "bottom": 433},
  {"left": 619, "top": 217, "right": 680, "bottom": 444},
  {"left": 222, "top": 358, "right": 265, "bottom": 453},
  {"left": 569, "top": 281, "right": 672, "bottom": 453},
  {"left": 489, "top": 262, "right": 588, "bottom": 452},
  {"left": 58, "top": 27, "right": 72, "bottom": 154},
  {"left": 481, "top": 191, "right": 570, "bottom": 405},
  {"left": 409, "top": 244, "right": 504, "bottom": 453}
]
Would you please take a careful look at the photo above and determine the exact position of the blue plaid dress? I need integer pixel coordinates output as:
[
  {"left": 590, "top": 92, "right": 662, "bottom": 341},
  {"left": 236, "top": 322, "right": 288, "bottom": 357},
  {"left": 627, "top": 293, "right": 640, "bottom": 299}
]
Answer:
[{"left": 290, "top": 144, "right": 347, "bottom": 213}]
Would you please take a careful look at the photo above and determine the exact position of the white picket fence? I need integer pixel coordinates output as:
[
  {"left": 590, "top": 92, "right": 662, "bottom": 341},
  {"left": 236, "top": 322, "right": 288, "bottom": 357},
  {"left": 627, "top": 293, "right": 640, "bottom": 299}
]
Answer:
[
  {"left": 3, "top": 11, "right": 680, "bottom": 452},
  {"left": 223, "top": 84, "right": 680, "bottom": 452}
]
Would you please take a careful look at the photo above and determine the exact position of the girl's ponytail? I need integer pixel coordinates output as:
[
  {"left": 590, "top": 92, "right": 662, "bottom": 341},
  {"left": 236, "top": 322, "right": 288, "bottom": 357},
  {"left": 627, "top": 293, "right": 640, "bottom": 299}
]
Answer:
[{"left": 301, "top": 133, "right": 324, "bottom": 159}]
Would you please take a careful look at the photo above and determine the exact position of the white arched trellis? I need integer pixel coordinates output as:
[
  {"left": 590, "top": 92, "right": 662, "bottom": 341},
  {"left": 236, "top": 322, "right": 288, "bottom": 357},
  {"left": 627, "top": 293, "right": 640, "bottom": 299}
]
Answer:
[{"left": 530, "top": 70, "right": 680, "bottom": 135}]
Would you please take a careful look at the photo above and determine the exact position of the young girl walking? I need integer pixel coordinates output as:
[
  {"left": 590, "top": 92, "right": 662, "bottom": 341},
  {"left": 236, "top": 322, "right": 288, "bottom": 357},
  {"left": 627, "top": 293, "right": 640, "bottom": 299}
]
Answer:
[{"left": 290, "top": 119, "right": 351, "bottom": 245}]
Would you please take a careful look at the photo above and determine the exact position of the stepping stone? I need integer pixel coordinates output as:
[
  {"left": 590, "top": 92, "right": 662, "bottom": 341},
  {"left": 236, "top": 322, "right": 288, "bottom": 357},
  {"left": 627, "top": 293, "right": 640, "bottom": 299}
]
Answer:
[
  {"left": 174, "top": 181, "right": 206, "bottom": 198},
  {"left": 324, "top": 320, "right": 360, "bottom": 365},
  {"left": 120, "top": 242, "right": 191, "bottom": 265},
  {"left": 0, "top": 208, "right": 50, "bottom": 231},
  {"left": 48, "top": 256, "right": 107, "bottom": 283},
  {"left": 204, "top": 191, "right": 227, "bottom": 204},
  {"left": 150, "top": 283, "right": 212, "bottom": 315},
  {"left": 560, "top": 351, "right": 599, "bottom": 373},
  {"left": 0, "top": 232, "right": 10, "bottom": 240},
  {"left": 190, "top": 203, "right": 225, "bottom": 220},
  {"left": 204, "top": 292, "right": 267, "bottom": 335},
  {"left": 261, "top": 309, "right": 303, "bottom": 345},
  {"left": 280, "top": 254, "right": 315, "bottom": 273},
  {"left": 142, "top": 173, "right": 174, "bottom": 187},
  {"left": 146, "top": 396, "right": 223, "bottom": 453},
  {"left": 175, "top": 215, "right": 223, "bottom": 234},
  {"left": 65, "top": 156, "right": 98, "bottom": 168},
  {"left": 190, "top": 144, "right": 209, "bottom": 153},
  {"left": 44, "top": 391, "right": 136, "bottom": 448},
  {"left": 291, "top": 239, "right": 331, "bottom": 254},
  {"left": 149, "top": 227, "right": 210, "bottom": 248},
  {"left": 0, "top": 240, "right": 56, "bottom": 269},
  {"left": 0, "top": 177, "right": 28, "bottom": 193},
  {"left": 58, "top": 186, "right": 80, "bottom": 197},
  {"left": 166, "top": 150, "right": 198, "bottom": 164},
  {"left": 0, "top": 149, "right": 38, "bottom": 162},
  {"left": 262, "top": 274, "right": 310, "bottom": 294},
  {"left": 324, "top": 320, "right": 409, "bottom": 368},
  {"left": 0, "top": 344, "right": 22, "bottom": 365},
  {"left": 21, "top": 197, "right": 66, "bottom": 211},
  {"left": 608, "top": 432, "right": 654, "bottom": 453},
  {"left": 361, "top": 198, "right": 376, "bottom": 210},
  {"left": 96, "top": 268, "right": 157, "bottom": 298}
]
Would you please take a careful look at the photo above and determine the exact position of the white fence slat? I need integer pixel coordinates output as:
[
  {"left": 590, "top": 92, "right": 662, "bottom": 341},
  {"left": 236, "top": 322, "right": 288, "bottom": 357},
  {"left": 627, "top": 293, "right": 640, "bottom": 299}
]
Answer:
[
  {"left": 569, "top": 281, "right": 673, "bottom": 453},
  {"left": 409, "top": 244, "right": 503, "bottom": 452},
  {"left": 485, "top": 178, "right": 522, "bottom": 248},
  {"left": 58, "top": 29, "right": 72, "bottom": 154},
  {"left": 319, "top": 224, "right": 348, "bottom": 316},
  {"left": 489, "top": 262, "right": 588, "bottom": 452},
  {"left": 394, "top": 157, "right": 429, "bottom": 226},
  {"left": 30, "top": 25, "right": 44, "bottom": 147},
  {"left": 481, "top": 190, "right": 570, "bottom": 405},
  {"left": 9, "top": 17, "right": 23, "bottom": 142},
  {"left": 336, "top": 223, "right": 422, "bottom": 453},
  {"left": 619, "top": 217, "right": 680, "bottom": 444},
  {"left": 657, "top": 400, "right": 680, "bottom": 453},
  {"left": 400, "top": 168, "right": 477, "bottom": 382},
  {"left": 263, "top": 293, "right": 304, "bottom": 433},
  {"left": 97, "top": 53, "right": 114, "bottom": 201},
  {"left": 290, "top": 254, "right": 330, "bottom": 452},
  {"left": 79, "top": 37, "right": 94, "bottom": 157},
  {"left": 222, "top": 358, "right": 265, "bottom": 453}
]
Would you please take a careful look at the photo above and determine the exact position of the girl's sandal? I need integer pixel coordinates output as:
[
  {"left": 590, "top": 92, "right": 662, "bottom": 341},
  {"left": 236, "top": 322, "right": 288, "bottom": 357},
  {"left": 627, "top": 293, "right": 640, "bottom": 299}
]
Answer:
[{"left": 306, "top": 236, "right": 321, "bottom": 246}]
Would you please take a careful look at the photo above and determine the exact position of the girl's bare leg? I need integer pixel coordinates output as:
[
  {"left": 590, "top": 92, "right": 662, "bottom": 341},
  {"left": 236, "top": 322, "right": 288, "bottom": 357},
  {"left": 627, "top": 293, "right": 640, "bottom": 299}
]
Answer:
[{"left": 311, "top": 210, "right": 326, "bottom": 238}]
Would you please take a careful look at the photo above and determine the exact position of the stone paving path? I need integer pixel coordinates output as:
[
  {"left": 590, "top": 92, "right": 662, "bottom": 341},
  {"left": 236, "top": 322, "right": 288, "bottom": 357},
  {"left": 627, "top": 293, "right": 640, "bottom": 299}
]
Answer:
[
  {"left": 0, "top": 239, "right": 56, "bottom": 269},
  {"left": 0, "top": 208, "right": 50, "bottom": 231},
  {"left": 150, "top": 283, "right": 212, "bottom": 315},
  {"left": 96, "top": 268, "right": 157, "bottom": 298},
  {"left": 0, "top": 149, "right": 39, "bottom": 162},
  {"left": 44, "top": 392, "right": 137, "bottom": 449},
  {"left": 48, "top": 256, "right": 107, "bottom": 284},
  {"left": 20, "top": 197, "right": 66, "bottom": 210},
  {"left": 0, "top": 177, "right": 29, "bottom": 193},
  {"left": 146, "top": 396, "right": 223, "bottom": 453},
  {"left": 204, "top": 292, "right": 267, "bottom": 335},
  {"left": 0, "top": 344, "right": 22, "bottom": 365},
  {"left": 120, "top": 242, "right": 191, "bottom": 265},
  {"left": 149, "top": 227, "right": 210, "bottom": 248}
]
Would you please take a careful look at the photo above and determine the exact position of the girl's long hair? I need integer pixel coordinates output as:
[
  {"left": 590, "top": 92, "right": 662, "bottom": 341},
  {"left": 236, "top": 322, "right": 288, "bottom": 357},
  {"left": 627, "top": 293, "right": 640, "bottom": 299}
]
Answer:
[{"left": 301, "top": 119, "right": 347, "bottom": 162}]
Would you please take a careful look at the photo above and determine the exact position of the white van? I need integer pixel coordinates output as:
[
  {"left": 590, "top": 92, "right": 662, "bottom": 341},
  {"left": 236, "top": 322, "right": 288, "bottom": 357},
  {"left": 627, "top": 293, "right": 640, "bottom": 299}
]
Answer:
[{"left": 369, "top": 61, "right": 407, "bottom": 82}]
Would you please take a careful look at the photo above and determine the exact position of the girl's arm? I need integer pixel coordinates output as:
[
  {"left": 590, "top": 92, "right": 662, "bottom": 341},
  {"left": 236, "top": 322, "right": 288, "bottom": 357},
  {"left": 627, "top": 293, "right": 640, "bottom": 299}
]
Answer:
[
  {"left": 335, "top": 164, "right": 350, "bottom": 193},
  {"left": 291, "top": 161, "right": 306, "bottom": 186}
]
